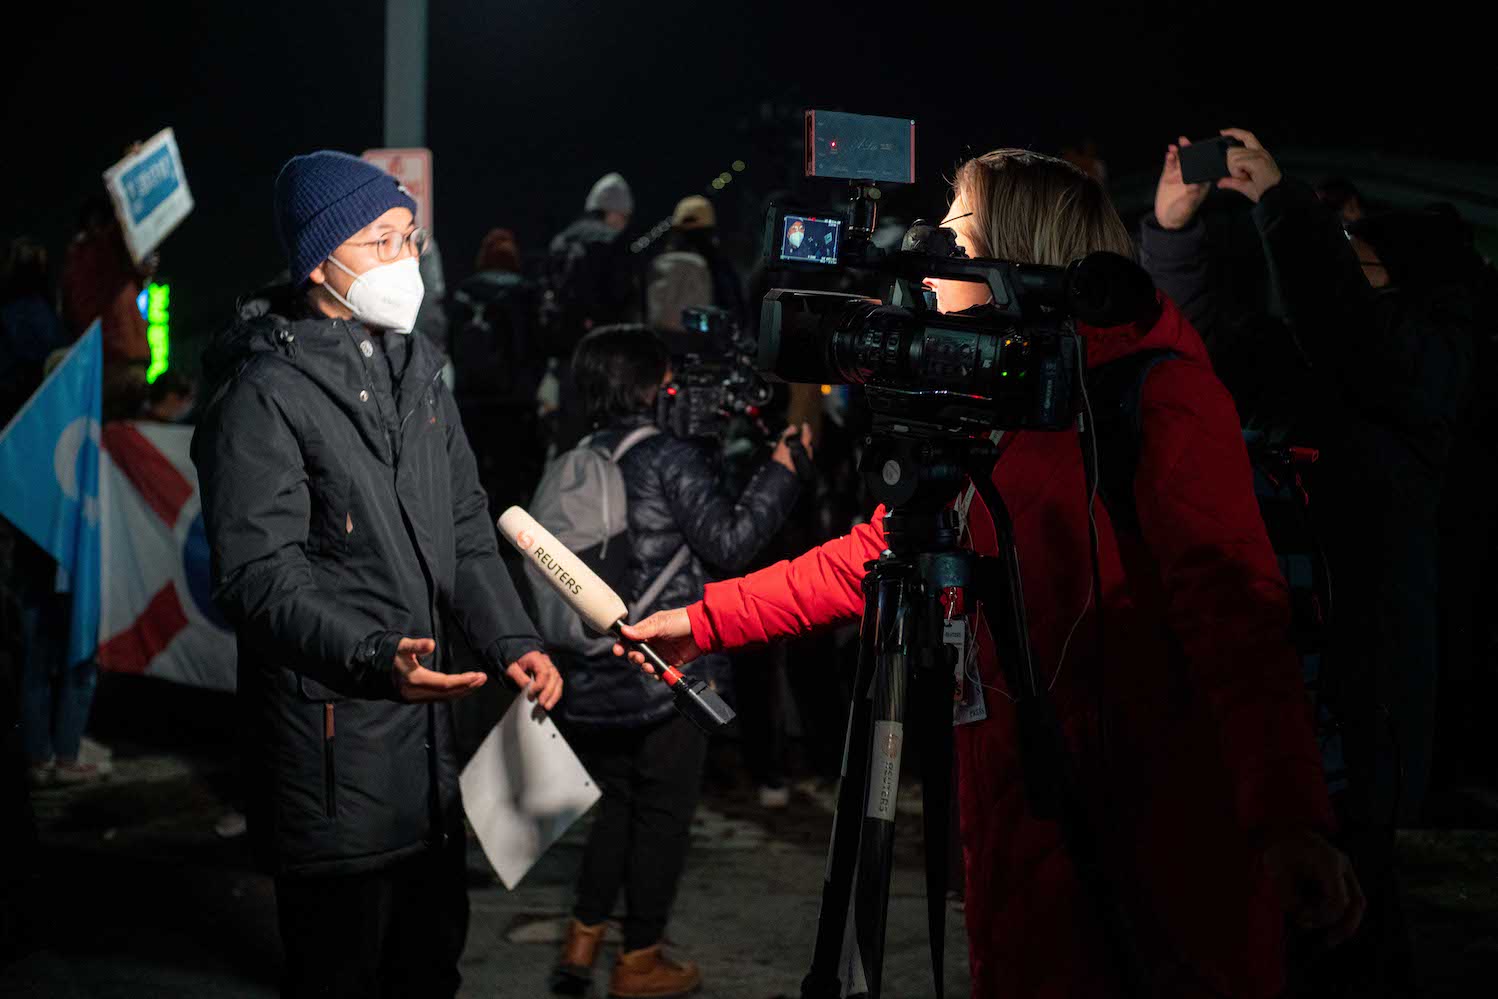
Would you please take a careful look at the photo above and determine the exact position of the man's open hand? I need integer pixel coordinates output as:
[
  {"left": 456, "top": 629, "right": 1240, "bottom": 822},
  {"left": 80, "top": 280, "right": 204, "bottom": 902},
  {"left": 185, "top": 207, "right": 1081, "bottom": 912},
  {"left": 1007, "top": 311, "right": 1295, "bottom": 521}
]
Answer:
[
  {"left": 393, "top": 638, "right": 487, "bottom": 703},
  {"left": 506, "top": 650, "right": 563, "bottom": 710}
]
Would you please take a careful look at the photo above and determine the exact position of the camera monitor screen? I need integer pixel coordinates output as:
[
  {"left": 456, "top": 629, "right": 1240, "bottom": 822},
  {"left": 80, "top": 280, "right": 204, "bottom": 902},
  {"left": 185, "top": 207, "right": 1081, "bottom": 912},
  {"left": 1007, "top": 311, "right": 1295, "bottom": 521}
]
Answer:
[
  {"left": 780, "top": 214, "right": 841, "bottom": 265},
  {"left": 805, "top": 110, "right": 915, "bottom": 185}
]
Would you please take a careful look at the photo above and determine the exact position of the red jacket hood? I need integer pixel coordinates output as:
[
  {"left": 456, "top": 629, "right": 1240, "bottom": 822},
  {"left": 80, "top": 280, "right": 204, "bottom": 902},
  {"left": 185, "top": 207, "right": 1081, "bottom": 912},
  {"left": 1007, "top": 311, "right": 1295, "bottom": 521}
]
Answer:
[{"left": 1078, "top": 291, "right": 1206, "bottom": 369}]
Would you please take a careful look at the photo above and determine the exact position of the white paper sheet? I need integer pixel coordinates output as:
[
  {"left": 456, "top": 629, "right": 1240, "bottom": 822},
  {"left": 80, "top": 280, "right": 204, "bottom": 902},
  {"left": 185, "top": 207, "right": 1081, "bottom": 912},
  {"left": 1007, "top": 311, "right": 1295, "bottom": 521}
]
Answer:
[{"left": 460, "top": 698, "right": 600, "bottom": 890}]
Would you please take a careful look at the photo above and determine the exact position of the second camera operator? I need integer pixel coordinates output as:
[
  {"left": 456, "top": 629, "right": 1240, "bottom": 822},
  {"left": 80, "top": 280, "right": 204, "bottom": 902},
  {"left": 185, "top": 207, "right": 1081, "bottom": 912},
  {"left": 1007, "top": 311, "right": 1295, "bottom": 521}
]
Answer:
[{"left": 549, "top": 325, "right": 809, "bottom": 999}]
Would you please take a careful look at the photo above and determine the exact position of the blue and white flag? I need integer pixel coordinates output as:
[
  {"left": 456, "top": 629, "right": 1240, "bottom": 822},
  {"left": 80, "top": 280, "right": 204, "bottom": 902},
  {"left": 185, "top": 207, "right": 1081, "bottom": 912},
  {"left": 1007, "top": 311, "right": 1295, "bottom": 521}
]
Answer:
[{"left": 0, "top": 322, "right": 102, "bottom": 666}]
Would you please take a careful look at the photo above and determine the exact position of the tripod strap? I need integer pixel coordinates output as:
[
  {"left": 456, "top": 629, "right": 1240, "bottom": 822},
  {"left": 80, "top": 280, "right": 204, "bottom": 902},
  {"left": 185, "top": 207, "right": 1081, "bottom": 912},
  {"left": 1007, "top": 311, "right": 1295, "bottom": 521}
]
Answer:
[{"left": 921, "top": 645, "right": 954, "bottom": 999}]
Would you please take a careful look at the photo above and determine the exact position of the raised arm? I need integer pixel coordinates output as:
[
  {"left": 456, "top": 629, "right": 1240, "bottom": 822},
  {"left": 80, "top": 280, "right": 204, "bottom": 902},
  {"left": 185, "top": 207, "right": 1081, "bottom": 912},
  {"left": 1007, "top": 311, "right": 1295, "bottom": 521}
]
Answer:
[{"left": 658, "top": 433, "right": 803, "bottom": 574}]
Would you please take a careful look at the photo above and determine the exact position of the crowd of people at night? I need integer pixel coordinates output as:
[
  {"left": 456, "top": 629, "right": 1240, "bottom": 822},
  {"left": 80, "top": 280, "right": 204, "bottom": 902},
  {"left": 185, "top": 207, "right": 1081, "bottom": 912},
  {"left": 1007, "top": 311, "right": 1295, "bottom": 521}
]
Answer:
[{"left": 2, "top": 120, "right": 1496, "bottom": 999}]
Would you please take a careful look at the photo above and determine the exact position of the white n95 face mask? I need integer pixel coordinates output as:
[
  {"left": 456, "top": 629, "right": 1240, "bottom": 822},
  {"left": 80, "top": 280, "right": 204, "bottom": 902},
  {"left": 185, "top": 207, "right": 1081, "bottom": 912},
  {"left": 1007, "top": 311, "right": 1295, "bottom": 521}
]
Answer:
[{"left": 324, "top": 255, "right": 425, "bottom": 334}]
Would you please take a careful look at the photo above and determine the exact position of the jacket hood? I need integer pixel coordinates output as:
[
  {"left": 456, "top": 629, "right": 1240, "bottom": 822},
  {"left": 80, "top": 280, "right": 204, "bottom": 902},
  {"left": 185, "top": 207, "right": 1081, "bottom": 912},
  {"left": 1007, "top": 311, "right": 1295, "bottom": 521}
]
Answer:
[
  {"left": 1079, "top": 291, "right": 1208, "bottom": 369},
  {"left": 200, "top": 283, "right": 305, "bottom": 392},
  {"left": 200, "top": 283, "right": 446, "bottom": 463}
]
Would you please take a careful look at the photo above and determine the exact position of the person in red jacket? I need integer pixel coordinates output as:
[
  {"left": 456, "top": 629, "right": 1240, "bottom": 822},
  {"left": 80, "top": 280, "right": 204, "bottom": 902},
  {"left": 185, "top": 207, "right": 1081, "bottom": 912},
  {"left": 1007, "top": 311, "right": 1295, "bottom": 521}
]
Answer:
[{"left": 616, "top": 149, "right": 1365, "bottom": 998}]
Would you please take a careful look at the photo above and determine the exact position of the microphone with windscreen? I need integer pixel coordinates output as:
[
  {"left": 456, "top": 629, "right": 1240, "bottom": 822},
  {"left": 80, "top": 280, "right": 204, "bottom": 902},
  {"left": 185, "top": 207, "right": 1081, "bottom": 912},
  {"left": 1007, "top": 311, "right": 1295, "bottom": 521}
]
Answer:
[{"left": 497, "top": 507, "right": 735, "bottom": 732}]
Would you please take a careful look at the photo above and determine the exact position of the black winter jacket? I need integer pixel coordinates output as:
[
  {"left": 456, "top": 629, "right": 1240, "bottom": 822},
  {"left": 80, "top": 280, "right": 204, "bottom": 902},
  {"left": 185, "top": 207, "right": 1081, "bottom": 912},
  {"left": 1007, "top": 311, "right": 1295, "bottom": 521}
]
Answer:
[
  {"left": 192, "top": 286, "right": 543, "bottom": 876},
  {"left": 1140, "top": 183, "right": 1475, "bottom": 824},
  {"left": 557, "top": 416, "right": 800, "bottom": 728}
]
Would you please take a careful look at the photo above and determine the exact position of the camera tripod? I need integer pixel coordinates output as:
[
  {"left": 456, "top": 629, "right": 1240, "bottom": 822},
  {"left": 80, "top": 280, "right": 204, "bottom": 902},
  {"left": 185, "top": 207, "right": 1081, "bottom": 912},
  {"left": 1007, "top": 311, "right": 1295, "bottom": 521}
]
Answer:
[{"left": 797, "top": 432, "right": 1147, "bottom": 999}]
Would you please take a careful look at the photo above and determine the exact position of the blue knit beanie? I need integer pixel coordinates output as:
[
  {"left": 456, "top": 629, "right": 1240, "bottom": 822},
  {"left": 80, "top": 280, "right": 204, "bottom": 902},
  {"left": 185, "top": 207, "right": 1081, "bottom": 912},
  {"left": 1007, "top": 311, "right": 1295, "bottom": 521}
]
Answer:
[{"left": 273, "top": 151, "right": 418, "bottom": 286}]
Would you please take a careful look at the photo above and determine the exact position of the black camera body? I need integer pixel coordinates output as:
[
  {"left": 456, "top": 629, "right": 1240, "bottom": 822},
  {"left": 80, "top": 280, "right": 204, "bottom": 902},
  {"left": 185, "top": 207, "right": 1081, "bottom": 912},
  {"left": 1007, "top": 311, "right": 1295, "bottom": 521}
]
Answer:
[
  {"left": 658, "top": 307, "right": 775, "bottom": 441},
  {"left": 758, "top": 114, "right": 1158, "bottom": 438},
  {"left": 759, "top": 217, "right": 1157, "bottom": 437}
]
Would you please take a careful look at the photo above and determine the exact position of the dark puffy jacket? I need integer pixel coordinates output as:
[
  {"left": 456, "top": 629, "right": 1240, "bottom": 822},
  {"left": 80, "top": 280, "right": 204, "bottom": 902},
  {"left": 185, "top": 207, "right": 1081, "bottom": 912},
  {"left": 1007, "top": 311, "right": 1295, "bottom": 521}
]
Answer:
[
  {"left": 556, "top": 416, "right": 800, "bottom": 728},
  {"left": 192, "top": 285, "right": 543, "bottom": 876}
]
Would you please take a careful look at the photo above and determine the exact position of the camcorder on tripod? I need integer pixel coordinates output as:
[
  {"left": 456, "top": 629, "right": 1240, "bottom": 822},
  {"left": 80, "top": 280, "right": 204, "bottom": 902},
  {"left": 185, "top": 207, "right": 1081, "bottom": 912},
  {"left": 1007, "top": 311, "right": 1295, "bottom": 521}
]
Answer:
[{"left": 758, "top": 111, "right": 1158, "bottom": 999}]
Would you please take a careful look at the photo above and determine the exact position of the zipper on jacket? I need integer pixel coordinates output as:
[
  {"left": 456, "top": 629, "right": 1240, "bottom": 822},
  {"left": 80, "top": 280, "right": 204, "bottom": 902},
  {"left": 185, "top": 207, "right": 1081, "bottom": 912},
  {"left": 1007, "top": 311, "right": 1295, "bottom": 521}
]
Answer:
[
  {"left": 397, "top": 367, "right": 447, "bottom": 443},
  {"left": 322, "top": 702, "right": 336, "bottom": 820}
]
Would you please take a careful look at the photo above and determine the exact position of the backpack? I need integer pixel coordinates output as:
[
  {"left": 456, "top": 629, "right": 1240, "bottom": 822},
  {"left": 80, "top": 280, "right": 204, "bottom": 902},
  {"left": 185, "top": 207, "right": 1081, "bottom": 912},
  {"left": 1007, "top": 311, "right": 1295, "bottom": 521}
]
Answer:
[
  {"left": 448, "top": 272, "right": 542, "bottom": 407},
  {"left": 522, "top": 425, "right": 691, "bottom": 657},
  {"left": 646, "top": 250, "right": 714, "bottom": 331},
  {"left": 541, "top": 225, "right": 627, "bottom": 356},
  {"left": 1089, "top": 350, "right": 1347, "bottom": 795}
]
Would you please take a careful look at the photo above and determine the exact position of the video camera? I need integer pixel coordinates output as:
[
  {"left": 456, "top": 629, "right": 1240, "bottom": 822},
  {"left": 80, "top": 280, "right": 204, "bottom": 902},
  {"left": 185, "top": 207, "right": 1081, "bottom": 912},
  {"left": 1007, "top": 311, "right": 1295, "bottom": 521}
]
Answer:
[
  {"left": 657, "top": 306, "right": 774, "bottom": 441},
  {"left": 758, "top": 110, "right": 1157, "bottom": 439}
]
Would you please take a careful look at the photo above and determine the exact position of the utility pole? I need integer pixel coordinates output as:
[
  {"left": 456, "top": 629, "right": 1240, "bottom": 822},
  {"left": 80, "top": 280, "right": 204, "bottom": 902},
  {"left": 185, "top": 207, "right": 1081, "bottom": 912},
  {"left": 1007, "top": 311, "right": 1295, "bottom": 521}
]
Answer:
[{"left": 384, "top": 0, "right": 428, "bottom": 147}]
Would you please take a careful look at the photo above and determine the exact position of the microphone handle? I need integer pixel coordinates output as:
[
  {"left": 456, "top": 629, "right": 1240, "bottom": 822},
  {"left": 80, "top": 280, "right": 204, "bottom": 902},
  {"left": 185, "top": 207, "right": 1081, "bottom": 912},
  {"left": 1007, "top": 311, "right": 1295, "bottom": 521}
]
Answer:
[{"left": 614, "top": 624, "right": 737, "bottom": 733}]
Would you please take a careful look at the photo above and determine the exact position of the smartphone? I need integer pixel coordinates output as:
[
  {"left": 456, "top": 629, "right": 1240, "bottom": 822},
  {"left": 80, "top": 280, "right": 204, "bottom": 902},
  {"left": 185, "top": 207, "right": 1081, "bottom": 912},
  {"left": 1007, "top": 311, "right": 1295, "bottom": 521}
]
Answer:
[
  {"left": 804, "top": 110, "right": 915, "bottom": 185},
  {"left": 1178, "top": 136, "right": 1245, "bottom": 185}
]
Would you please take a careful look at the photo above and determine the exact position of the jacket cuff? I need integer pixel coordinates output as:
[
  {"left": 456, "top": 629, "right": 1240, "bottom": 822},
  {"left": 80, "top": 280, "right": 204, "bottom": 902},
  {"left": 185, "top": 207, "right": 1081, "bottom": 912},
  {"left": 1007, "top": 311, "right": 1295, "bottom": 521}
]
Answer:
[
  {"left": 353, "top": 631, "right": 403, "bottom": 702},
  {"left": 686, "top": 600, "right": 721, "bottom": 655},
  {"left": 1139, "top": 214, "right": 1207, "bottom": 261},
  {"left": 486, "top": 636, "right": 546, "bottom": 681},
  {"left": 1250, "top": 176, "right": 1307, "bottom": 229}
]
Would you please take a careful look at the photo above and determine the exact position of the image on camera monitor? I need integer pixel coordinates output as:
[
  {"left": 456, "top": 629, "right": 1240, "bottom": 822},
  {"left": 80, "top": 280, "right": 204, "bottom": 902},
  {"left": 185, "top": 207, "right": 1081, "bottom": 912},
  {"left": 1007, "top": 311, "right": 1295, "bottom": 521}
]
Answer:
[{"left": 781, "top": 214, "right": 841, "bottom": 265}]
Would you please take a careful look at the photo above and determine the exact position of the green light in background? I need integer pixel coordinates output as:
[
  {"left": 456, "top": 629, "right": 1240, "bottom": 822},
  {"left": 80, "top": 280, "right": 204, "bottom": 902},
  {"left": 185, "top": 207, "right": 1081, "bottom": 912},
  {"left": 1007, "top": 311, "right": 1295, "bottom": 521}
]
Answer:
[{"left": 145, "top": 282, "right": 170, "bottom": 384}]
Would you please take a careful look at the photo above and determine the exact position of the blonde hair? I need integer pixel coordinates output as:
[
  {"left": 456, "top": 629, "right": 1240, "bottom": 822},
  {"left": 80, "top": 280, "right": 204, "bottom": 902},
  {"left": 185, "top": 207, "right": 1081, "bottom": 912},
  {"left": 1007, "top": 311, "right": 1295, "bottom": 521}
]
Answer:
[{"left": 953, "top": 149, "right": 1134, "bottom": 267}]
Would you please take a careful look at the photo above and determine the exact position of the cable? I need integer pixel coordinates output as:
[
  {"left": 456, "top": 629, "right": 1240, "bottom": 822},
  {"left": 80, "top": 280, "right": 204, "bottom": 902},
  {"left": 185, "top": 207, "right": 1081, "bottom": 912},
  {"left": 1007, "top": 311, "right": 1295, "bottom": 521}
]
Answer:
[
  {"left": 1051, "top": 368, "right": 1101, "bottom": 693},
  {"left": 977, "top": 376, "right": 1103, "bottom": 705}
]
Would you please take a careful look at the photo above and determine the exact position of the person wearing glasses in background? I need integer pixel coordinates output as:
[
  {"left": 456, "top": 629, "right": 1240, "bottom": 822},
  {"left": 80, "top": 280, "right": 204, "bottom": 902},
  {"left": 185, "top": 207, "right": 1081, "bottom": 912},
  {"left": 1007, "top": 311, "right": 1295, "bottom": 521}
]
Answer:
[{"left": 192, "top": 151, "right": 562, "bottom": 999}]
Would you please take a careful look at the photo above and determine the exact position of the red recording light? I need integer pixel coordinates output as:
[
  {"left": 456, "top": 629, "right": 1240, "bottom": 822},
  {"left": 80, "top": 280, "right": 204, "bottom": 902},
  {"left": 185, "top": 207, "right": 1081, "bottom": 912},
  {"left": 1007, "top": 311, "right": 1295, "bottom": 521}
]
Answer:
[{"left": 667, "top": 386, "right": 678, "bottom": 396}]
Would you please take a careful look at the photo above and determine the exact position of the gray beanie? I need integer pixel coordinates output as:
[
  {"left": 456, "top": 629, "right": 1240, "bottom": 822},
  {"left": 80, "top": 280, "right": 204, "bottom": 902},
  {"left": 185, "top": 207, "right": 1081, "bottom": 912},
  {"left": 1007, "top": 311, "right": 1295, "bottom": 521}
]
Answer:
[{"left": 584, "top": 172, "right": 633, "bottom": 216}]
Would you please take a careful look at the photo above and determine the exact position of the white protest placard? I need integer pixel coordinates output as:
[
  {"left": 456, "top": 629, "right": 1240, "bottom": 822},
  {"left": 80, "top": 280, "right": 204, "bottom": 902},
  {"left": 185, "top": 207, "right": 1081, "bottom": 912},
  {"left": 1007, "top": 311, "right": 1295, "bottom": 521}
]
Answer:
[
  {"left": 102, "top": 128, "right": 194, "bottom": 265},
  {"left": 460, "top": 697, "right": 600, "bottom": 890},
  {"left": 362, "top": 147, "right": 433, "bottom": 231}
]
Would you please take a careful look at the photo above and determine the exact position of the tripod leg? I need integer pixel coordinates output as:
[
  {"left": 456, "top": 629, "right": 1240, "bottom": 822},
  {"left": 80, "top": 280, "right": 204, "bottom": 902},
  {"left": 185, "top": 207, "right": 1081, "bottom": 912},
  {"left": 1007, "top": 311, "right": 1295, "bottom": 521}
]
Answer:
[
  {"left": 801, "top": 577, "right": 883, "bottom": 999},
  {"left": 853, "top": 568, "right": 915, "bottom": 999},
  {"left": 918, "top": 639, "right": 954, "bottom": 999}
]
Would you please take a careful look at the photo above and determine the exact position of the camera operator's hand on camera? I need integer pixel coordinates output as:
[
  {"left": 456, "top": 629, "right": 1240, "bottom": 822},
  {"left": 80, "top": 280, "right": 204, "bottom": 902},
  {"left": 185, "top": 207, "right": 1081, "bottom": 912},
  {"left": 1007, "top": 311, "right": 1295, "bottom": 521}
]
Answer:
[
  {"left": 773, "top": 423, "right": 815, "bottom": 478},
  {"left": 612, "top": 608, "right": 701, "bottom": 676},
  {"left": 1217, "top": 128, "right": 1283, "bottom": 204},
  {"left": 1155, "top": 136, "right": 1212, "bottom": 230},
  {"left": 505, "top": 650, "right": 563, "bottom": 710},
  {"left": 1263, "top": 829, "right": 1366, "bottom": 947},
  {"left": 393, "top": 638, "right": 488, "bottom": 703}
]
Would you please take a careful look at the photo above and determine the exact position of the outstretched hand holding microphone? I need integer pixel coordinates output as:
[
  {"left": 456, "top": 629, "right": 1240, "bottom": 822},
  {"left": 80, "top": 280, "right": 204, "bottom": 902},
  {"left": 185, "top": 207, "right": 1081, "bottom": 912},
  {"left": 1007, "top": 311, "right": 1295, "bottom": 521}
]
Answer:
[
  {"left": 496, "top": 507, "right": 734, "bottom": 731},
  {"left": 612, "top": 609, "right": 699, "bottom": 674}
]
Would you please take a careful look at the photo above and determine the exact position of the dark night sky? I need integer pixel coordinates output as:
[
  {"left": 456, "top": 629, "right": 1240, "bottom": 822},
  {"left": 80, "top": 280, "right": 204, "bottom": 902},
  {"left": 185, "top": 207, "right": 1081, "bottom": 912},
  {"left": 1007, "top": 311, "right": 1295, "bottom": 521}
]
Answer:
[{"left": 3, "top": 0, "right": 1488, "bottom": 373}]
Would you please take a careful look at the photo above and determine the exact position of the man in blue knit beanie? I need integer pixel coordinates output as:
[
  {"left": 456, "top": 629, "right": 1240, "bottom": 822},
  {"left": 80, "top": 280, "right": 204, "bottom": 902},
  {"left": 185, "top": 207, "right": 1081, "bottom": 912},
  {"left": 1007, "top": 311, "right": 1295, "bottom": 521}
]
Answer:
[{"left": 191, "top": 151, "right": 562, "bottom": 998}]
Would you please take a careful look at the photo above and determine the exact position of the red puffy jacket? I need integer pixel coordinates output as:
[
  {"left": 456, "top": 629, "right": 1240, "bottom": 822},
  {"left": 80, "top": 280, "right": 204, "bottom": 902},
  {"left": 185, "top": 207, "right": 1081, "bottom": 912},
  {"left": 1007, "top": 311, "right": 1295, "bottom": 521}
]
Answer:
[{"left": 686, "top": 296, "right": 1333, "bottom": 997}]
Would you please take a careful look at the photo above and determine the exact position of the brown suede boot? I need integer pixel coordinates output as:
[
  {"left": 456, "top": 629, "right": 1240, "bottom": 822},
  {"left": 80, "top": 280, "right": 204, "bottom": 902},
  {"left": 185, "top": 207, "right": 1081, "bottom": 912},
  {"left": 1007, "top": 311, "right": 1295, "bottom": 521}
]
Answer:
[
  {"left": 607, "top": 944, "right": 701, "bottom": 998},
  {"left": 550, "top": 919, "right": 607, "bottom": 995}
]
